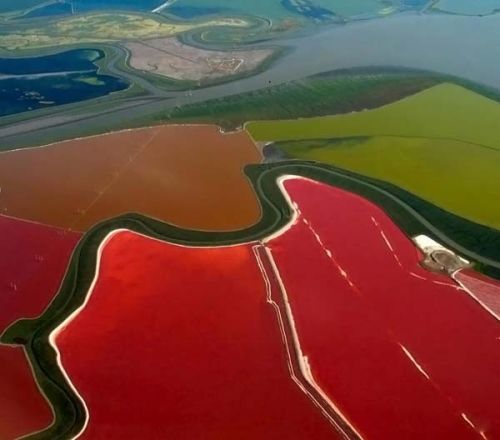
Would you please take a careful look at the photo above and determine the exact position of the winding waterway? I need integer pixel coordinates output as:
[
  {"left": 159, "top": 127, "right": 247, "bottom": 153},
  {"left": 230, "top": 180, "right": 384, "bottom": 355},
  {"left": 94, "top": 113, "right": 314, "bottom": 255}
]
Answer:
[
  {"left": 189, "top": 12, "right": 500, "bottom": 104},
  {"left": 1, "top": 12, "right": 500, "bottom": 144}
]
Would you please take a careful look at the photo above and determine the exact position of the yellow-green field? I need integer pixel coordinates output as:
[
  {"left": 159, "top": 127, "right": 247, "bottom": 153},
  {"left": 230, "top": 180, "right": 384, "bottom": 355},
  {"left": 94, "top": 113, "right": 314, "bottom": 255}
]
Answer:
[
  {"left": 248, "top": 83, "right": 500, "bottom": 150},
  {"left": 0, "top": 13, "right": 248, "bottom": 51},
  {"left": 278, "top": 136, "right": 500, "bottom": 229},
  {"left": 253, "top": 83, "right": 500, "bottom": 229}
]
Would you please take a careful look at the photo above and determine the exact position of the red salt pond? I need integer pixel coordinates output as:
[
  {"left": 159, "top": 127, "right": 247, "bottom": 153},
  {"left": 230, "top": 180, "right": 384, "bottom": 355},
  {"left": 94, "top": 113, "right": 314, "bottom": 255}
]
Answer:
[
  {"left": 264, "top": 176, "right": 500, "bottom": 440},
  {"left": 47, "top": 176, "right": 500, "bottom": 439},
  {"left": 0, "top": 346, "right": 53, "bottom": 439},
  {"left": 0, "top": 214, "right": 80, "bottom": 333},
  {"left": 55, "top": 231, "right": 339, "bottom": 439},
  {"left": 0, "top": 215, "right": 79, "bottom": 439}
]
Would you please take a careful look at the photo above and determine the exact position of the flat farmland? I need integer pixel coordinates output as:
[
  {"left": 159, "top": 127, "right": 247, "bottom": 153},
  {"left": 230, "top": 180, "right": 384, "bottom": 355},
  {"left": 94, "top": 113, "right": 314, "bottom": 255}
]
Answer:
[
  {"left": 0, "top": 125, "right": 262, "bottom": 231},
  {"left": 247, "top": 83, "right": 500, "bottom": 149},
  {"left": 166, "top": 69, "right": 444, "bottom": 130},
  {"left": 265, "top": 177, "right": 500, "bottom": 439},
  {"left": 276, "top": 136, "right": 500, "bottom": 229},
  {"left": 54, "top": 231, "right": 339, "bottom": 439},
  {"left": 0, "top": 214, "right": 80, "bottom": 333},
  {"left": 0, "top": 346, "right": 53, "bottom": 440}
]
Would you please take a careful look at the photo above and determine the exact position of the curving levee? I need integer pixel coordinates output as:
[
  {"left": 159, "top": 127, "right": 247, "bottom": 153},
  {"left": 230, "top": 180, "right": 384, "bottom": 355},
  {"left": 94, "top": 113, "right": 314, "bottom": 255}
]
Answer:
[{"left": 1, "top": 161, "right": 500, "bottom": 439}]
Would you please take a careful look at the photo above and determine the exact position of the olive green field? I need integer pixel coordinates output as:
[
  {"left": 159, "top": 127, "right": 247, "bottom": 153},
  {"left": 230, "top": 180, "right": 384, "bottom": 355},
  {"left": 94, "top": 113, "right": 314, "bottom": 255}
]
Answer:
[
  {"left": 247, "top": 83, "right": 500, "bottom": 149},
  {"left": 251, "top": 83, "right": 500, "bottom": 229},
  {"left": 276, "top": 136, "right": 500, "bottom": 229}
]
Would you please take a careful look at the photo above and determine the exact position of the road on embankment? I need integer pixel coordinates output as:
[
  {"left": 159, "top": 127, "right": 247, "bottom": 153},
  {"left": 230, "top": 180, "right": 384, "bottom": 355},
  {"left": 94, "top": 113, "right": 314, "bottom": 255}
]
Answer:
[{"left": 1, "top": 12, "right": 500, "bottom": 149}]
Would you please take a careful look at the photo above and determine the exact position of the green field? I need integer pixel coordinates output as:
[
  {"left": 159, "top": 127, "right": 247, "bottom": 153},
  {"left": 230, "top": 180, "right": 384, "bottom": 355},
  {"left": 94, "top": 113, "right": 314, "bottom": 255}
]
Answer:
[
  {"left": 276, "top": 136, "right": 500, "bottom": 229},
  {"left": 247, "top": 83, "right": 500, "bottom": 150},
  {"left": 164, "top": 68, "right": 447, "bottom": 129}
]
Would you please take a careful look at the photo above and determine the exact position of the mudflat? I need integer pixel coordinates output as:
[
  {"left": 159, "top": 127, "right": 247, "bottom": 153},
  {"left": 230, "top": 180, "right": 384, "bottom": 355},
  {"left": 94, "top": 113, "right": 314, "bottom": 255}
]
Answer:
[{"left": 126, "top": 37, "right": 273, "bottom": 82}]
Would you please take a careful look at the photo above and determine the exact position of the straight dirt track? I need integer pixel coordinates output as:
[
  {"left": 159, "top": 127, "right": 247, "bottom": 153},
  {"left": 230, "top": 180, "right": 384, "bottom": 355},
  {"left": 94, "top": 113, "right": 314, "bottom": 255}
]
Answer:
[
  {"left": 0, "top": 125, "right": 262, "bottom": 232},
  {"left": 9, "top": 173, "right": 500, "bottom": 439},
  {"left": 266, "top": 177, "right": 500, "bottom": 440},
  {"left": 55, "top": 231, "right": 340, "bottom": 439}
]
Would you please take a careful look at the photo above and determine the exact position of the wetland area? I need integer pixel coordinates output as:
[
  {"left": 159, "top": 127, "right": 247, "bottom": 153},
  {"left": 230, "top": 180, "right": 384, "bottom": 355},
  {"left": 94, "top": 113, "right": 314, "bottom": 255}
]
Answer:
[
  {"left": 0, "top": 49, "right": 127, "bottom": 117},
  {"left": 2, "top": 11, "right": 500, "bottom": 144},
  {"left": 1, "top": 2, "right": 500, "bottom": 440}
]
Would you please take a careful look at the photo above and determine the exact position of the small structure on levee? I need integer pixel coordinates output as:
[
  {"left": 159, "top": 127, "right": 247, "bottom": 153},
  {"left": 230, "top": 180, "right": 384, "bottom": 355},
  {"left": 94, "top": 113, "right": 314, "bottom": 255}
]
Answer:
[{"left": 413, "top": 235, "right": 471, "bottom": 274}]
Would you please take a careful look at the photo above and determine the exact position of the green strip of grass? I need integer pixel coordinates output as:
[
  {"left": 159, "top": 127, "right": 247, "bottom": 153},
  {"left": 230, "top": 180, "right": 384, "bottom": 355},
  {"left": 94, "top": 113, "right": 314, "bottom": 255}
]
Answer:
[
  {"left": 276, "top": 136, "right": 500, "bottom": 229},
  {"left": 162, "top": 67, "right": 448, "bottom": 130}
]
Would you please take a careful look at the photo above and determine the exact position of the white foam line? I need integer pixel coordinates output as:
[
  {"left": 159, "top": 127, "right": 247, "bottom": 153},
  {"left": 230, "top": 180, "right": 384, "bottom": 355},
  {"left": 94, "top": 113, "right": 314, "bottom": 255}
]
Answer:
[
  {"left": 432, "top": 279, "right": 463, "bottom": 290},
  {"left": 263, "top": 246, "right": 364, "bottom": 440},
  {"left": 380, "top": 230, "right": 394, "bottom": 253},
  {"left": 409, "top": 270, "right": 462, "bottom": 291},
  {"left": 409, "top": 271, "right": 427, "bottom": 281},
  {"left": 399, "top": 344, "right": 431, "bottom": 381},
  {"left": 371, "top": 216, "right": 401, "bottom": 267},
  {"left": 304, "top": 219, "right": 358, "bottom": 292},
  {"left": 48, "top": 229, "right": 125, "bottom": 439},
  {"left": 461, "top": 412, "right": 475, "bottom": 428},
  {"left": 452, "top": 271, "right": 500, "bottom": 322},
  {"left": 461, "top": 412, "right": 490, "bottom": 439}
]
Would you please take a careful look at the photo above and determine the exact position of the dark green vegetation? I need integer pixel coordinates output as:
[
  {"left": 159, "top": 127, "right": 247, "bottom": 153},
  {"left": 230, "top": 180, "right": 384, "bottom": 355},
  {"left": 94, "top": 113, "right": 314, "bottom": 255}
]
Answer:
[
  {"left": 2, "top": 161, "right": 499, "bottom": 439},
  {"left": 251, "top": 82, "right": 500, "bottom": 229},
  {"left": 273, "top": 135, "right": 500, "bottom": 229},
  {"left": 162, "top": 68, "right": 499, "bottom": 130},
  {"left": 0, "top": 67, "right": 445, "bottom": 151}
]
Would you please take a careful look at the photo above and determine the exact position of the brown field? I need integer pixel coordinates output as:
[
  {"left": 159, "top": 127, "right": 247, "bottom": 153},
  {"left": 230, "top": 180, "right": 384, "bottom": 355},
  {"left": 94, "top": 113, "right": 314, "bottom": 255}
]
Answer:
[
  {"left": 0, "top": 125, "right": 262, "bottom": 231},
  {"left": 125, "top": 37, "right": 273, "bottom": 82}
]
